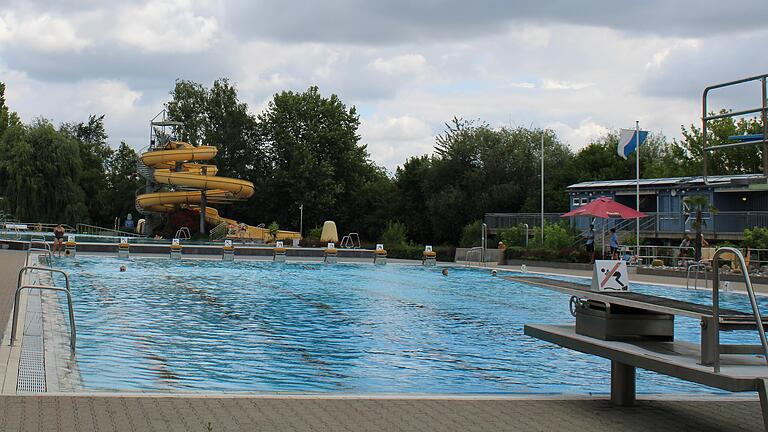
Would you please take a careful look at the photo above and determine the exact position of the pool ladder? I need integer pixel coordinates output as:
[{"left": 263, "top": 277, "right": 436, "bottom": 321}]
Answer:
[
  {"left": 10, "top": 264, "right": 76, "bottom": 353},
  {"left": 706, "top": 247, "right": 768, "bottom": 372}
]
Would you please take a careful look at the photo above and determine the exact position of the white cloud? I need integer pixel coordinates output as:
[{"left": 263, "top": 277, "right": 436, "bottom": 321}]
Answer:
[
  {"left": 0, "top": 12, "right": 91, "bottom": 52},
  {"left": 80, "top": 81, "right": 143, "bottom": 115},
  {"left": 548, "top": 119, "right": 610, "bottom": 151},
  {"left": 112, "top": 1, "right": 219, "bottom": 53},
  {"left": 541, "top": 79, "right": 595, "bottom": 91},
  {"left": 368, "top": 54, "right": 428, "bottom": 76},
  {"left": 507, "top": 82, "right": 536, "bottom": 89},
  {"left": 360, "top": 115, "right": 434, "bottom": 171}
]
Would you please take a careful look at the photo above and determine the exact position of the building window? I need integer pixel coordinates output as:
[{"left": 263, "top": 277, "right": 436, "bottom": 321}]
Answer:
[
  {"left": 573, "top": 198, "right": 580, "bottom": 207},
  {"left": 580, "top": 198, "right": 589, "bottom": 205}
]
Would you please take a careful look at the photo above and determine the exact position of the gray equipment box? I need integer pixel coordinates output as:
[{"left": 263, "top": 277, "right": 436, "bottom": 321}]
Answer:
[{"left": 575, "top": 300, "right": 674, "bottom": 341}]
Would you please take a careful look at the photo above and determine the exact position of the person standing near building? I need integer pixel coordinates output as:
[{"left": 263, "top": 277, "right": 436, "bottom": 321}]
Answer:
[
  {"left": 609, "top": 228, "right": 619, "bottom": 260},
  {"left": 585, "top": 224, "right": 595, "bottom": 263}
]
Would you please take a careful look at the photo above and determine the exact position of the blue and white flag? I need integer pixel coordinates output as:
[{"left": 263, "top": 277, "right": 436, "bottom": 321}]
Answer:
[{"left": 617, "top": 128, "right": 648, "bottom": 159}]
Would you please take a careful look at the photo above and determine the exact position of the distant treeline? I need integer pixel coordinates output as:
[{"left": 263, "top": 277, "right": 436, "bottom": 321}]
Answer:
[{"left": 0, "top": 80, "right": 763, "bottom": 245}]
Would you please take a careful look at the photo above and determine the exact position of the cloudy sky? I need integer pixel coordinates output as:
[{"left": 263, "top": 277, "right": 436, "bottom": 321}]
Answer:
[{"left": 1, "top": 0, "right": 767, "bottom": 171}]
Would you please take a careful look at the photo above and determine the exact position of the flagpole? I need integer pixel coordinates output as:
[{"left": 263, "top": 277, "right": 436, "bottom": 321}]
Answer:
[{"left": 636, "top": 120, "right": 640, "bottom": 261}]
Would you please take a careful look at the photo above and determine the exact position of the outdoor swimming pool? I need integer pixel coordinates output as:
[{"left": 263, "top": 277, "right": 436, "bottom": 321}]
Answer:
[{"left": 49, "top": 257, "right": 768, "bottom": 394}]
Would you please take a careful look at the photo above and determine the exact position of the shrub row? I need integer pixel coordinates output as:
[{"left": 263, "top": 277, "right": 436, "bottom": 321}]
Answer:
[
  {"left": 504, "top": 246, "right": 588, "bottom": 263},
  {"left": 386, "top": 244, "right": 456, "bottom": 262}
]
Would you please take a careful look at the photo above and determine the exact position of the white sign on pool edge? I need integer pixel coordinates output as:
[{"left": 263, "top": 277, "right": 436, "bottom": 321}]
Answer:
[
  {"left": 172, "top": 238, "right": 180, "bottom": 246},
  {"left": 224, "top": 239, "right": 232, "bottom": 247},
  {"left": 425, "top": 245, "right": 433, "bottom": 252},
  {"left": 276, "top": 241, "right": 283, "bottom": 248},
  {"left": 67, "top": 235, "right": 75, "bottom": 242},
  {"left": 591, "top": 260, "right": 630, "bottom": 292},
  {"left": 376, "top": 244, "right": 384, "bottom": 250},
  {"left": 327, "top": 242, "right": 335, "bottom": 249},
  {"left": 120, "top": 237, "right": 128, "bottom": 244}
]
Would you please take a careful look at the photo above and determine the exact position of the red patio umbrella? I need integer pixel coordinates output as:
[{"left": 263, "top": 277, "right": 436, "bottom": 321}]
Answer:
[
  {"left": 561, "top": 196, "right": 646, "bottom": 219},
  {"left": 562, "top": 197, "right": 646, "bottom": 260}
]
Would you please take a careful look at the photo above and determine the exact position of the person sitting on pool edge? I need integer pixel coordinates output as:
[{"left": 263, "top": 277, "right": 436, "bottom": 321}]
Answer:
[{"left": 52, "top": 224, "right": 65, "bottom": 257}]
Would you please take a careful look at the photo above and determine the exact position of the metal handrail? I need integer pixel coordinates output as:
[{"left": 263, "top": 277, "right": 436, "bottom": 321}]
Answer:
[
  {"left": 11, "top": 285, "right": 76, "bottom": 352},
  {"left": 30, "top": 238, "right": 51, "bottom": 251},
  {"left": 340, "top": 233, "right": 361, "bottom": 249},
  {"left": 17, "top": 266, "right": 70, "bottom": 292},
  {"left": 711, "top": 247, "right": 768, "bottom": 372},
  {"left": 26, "top": 247, "right": 53, "bottom": 264},
  {"left": 465, "top": 246, "right": 484, "bottom": 267},
  {"left": 76, "top": 223, "right": 140, "bottom": 237},
  {"left": 686, "top": 261, "right": 708, "bottom": 290},
  {"left": 11, "top": 265, "right": 75, "bottom": 352},
  {"left": 175, "top": 227, "right": 191, "bottom": 240},
  {"left": 702, "top": 73, "right": 768, "bottom": 186}
]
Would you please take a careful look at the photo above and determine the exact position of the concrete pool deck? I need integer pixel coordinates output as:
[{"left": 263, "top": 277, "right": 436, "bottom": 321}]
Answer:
[{"left": 0, "top": 250, "right": 767, "bottom": 431}]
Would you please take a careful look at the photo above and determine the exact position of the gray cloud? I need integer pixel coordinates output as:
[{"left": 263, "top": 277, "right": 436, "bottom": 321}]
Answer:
[{"left": 225, "top": 0, "right": 768, "bottom": 44}]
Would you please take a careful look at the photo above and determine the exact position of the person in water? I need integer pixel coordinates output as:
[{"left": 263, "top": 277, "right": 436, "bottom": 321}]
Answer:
[
  {"left": 119, "top": 265, "right": 126, "bottom": 272},
  {"left": 52, "top": 224, "right": 65, "bottom": 257},
  {"left": 442, "top": 268, "right": 449, "bottom": 276}
]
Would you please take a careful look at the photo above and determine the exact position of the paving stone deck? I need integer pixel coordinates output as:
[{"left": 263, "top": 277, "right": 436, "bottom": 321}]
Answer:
[{"left": 0, "top": 395, "right": 763, "bottom": 432}]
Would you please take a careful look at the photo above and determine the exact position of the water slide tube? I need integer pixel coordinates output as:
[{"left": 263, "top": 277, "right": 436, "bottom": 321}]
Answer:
[{"left": 136, "top": 141, "right": 300, "bottom": 241}]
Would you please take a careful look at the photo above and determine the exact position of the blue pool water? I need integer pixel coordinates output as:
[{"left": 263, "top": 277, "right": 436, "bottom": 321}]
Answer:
[{"left": 50, "top": 257, "right": 768, "bottom": 394}]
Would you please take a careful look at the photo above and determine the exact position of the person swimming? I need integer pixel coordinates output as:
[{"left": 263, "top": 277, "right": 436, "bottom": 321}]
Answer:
[
  {"left": 119, "top": 265, "right": 126, "bottom": 272},
  {"left": 442, "top": 268, "right": 449, "bottom": 276}
]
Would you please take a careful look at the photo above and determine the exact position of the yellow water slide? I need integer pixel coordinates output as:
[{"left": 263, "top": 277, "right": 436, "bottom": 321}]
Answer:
[{"left": 136, "top": 141, "right": 300, "bottom": 241}]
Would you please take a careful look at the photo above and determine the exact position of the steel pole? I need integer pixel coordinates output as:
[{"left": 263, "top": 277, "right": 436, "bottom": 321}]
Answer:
[
  {"left": 636, "top": 120, "right": 640, "bottom": 258},
  {"left": 541, "top": 131, "right": 545, "bottom": 246}
]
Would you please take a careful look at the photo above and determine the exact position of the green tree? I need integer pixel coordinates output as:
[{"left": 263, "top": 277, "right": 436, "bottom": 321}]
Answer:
[
  {"left": 106, "top": 142, "right": 143, "bottom": 225},
  {"left": 254, "top": 86, "right": 382, "bottom": 234},
  {"left": 671, "top": 112, "right": 763, "bottom": 176},
  {"left": 61, "top": 115, "right": 113, "bottom": 225},
  {"left": 459, "top": 220, "right": 483, "bottom": 248},
  {"left": 3, "top": 119, "right": 87, "bottom": 223}
]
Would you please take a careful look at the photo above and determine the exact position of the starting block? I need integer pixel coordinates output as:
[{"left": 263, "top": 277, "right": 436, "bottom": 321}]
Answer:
[
  {"left": 118, "top": 237, "right": 130, "bottom": 258},
  {"left": 223, "top": 240, "right": 235, "bottom": 261},
  {"left": 274, "top": 241, "right": 286, "bottom": 263},
  {"left": 170, "top": 238, "right": 182, "bottom": 259},
  {"left": 374, "top": 244, "right": 387, "bottom": 265},
  {"left": 324, "top": 242, "right": 338, "bottom": 264},
  {"left": 422, "top": 246, "right": 436, "bottom": 266}
]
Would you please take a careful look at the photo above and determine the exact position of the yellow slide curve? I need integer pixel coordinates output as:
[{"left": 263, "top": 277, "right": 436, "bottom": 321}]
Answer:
[{"left": 136, "top": 141, "right": 300, "bottom": 242}]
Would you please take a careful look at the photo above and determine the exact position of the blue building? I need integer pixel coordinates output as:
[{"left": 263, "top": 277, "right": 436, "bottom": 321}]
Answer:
[{"left": 567, "top": 174, "right": 768, "bottom": 241}]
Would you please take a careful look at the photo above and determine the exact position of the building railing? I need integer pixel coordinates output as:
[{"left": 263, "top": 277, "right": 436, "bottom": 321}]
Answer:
[
  {"left": 484, "top": 213, "right": 563, "bottom": 231},
  {"left": 487, "top": 211, "right": 768, "bottom": 238}
]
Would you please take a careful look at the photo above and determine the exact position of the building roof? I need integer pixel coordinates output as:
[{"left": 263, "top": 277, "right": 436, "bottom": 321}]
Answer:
[{"left": 567, "top": 174, "right": 765, "bottom": 190}]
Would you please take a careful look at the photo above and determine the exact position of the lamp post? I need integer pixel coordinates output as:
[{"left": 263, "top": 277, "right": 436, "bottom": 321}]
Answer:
[{"left": 299, "top": 204, "right": 304, "bottom": 238}]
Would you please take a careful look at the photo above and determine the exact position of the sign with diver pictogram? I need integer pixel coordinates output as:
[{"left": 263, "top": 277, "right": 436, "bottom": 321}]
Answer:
[{"left": 591, "top": 260, "right": 630, "bottom": 292}]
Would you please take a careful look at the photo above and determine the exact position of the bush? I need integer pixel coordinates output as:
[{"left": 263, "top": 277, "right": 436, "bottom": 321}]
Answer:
[
  {"left": 498, "top": 225, "right": 528, "bottom": 247},
  {"left": 744, "top": 227, "right": 768, "bottom": 249},
  {"left": 380, "top": 221, "right": 408, "bottom": 248},
  {"left": 268, "top": 221, "right": 280, "bottom": 242},
  {"left": 307, "top": 226, "right": 323, "bottom": 241},
  {"left": 542, "top": 223, "right": 574, "bottom": 250},
  {"left": 459, "top": 220, "right": 483, "bottom": 248}
]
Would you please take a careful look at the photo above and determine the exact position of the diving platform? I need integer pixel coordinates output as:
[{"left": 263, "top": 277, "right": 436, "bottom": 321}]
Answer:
[{"left": 517, "top": 248, "right": 768, "bottom": 429}]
